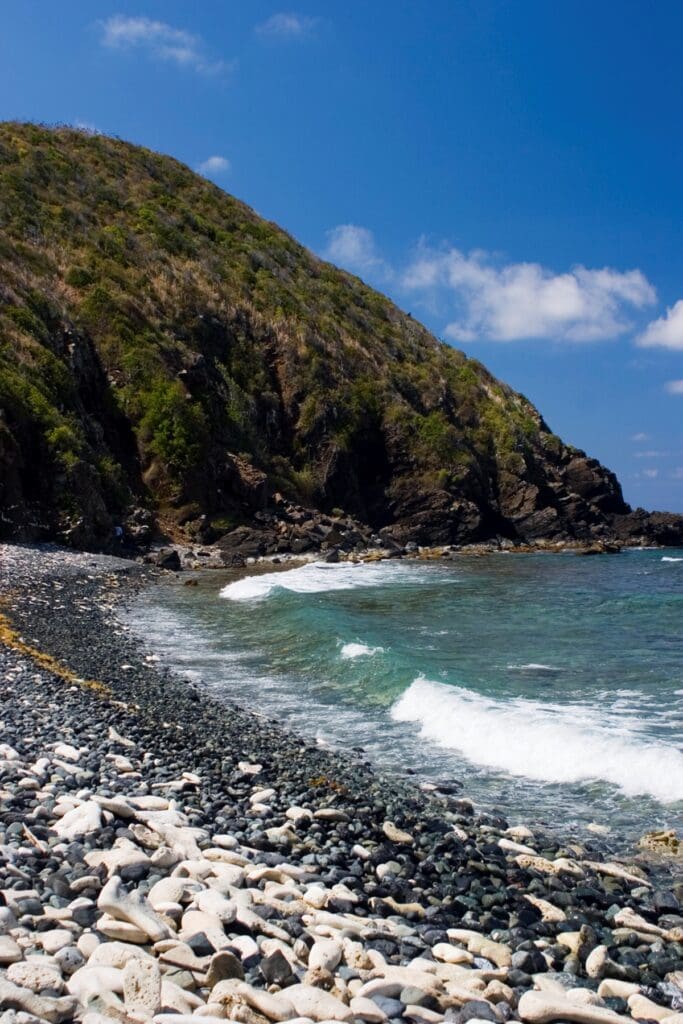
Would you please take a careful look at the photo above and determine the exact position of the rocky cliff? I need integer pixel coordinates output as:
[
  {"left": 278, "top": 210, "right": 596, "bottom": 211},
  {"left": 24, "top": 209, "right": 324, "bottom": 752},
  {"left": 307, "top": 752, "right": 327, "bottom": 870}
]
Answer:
[{"left": 0, "top": 123, "right": 680, "bottom": 553}]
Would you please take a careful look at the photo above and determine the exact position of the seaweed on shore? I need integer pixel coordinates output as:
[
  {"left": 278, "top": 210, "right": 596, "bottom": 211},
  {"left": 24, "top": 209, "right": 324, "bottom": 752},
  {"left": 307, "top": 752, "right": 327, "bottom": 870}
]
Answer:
[{"left": 0, "top": 609, "right": 111, "bottom": 697}]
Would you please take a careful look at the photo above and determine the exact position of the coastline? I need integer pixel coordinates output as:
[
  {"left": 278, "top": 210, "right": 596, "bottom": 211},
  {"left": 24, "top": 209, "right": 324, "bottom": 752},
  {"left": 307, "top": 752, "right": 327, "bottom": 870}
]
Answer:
[
  {"left": 1, "top": 541, "right": 682, "bottom": 1024},
  {"left": 125, "top": 548, "right": 683, "bottom": 836},
  {"left": 145, "top": 536, "right": 645, "bottom": 574}
]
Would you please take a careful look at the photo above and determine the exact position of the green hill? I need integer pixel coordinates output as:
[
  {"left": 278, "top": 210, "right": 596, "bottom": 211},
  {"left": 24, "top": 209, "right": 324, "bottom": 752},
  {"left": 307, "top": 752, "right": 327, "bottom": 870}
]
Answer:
[{"left": 0, "top": 122, "right": 678, "bottom": 551}]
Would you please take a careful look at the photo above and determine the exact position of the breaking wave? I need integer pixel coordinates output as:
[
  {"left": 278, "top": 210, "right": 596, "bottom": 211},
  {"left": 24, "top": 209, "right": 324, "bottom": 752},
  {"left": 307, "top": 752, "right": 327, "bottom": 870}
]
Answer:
[
  {"left": 340, "top": 642, "right": 384, "bottom": 659},
  {"left": 391, "top": 676, "right": 683, "bottom": 804},
  {"left": 220, "top": 560, "right": 427, "bottom": 601}
]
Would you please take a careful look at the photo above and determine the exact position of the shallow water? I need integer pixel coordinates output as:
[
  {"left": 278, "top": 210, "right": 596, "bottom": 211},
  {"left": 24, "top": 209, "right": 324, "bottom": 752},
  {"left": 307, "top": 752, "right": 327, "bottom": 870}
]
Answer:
[{"left": 128, "top": 549, "right": 683, "bottom": 838}]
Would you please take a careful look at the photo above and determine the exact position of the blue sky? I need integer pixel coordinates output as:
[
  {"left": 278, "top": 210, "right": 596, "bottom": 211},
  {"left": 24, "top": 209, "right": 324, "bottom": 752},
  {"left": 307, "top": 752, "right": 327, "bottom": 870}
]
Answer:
[{"left": 2, "top": 1, "right": 683, "bottom": 510}]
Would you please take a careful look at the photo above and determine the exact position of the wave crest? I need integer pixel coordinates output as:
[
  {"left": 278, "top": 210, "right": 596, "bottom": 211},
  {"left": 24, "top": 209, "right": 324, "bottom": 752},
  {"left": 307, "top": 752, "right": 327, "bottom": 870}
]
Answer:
[
  {"left": 340, "top": 642, "right": 384, "bottom": 659},
  {"left": 391, "top": 676, "right": 683, "bottom": 804},
  {"left": 220, "top": 560, "right": 425, "bottom": 601}
]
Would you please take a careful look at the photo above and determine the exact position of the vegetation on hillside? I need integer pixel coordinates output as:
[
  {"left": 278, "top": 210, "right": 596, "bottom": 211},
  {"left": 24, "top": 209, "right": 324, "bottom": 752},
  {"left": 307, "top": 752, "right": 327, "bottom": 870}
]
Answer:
[{"left": 0, "top": 122, "right": 626, "bottom": 546}]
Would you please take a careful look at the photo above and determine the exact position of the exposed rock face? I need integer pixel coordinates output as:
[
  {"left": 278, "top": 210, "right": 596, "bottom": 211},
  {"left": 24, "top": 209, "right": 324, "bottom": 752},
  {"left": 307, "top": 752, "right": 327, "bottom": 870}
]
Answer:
[
  {"left": 611, "top": 508, "right": 683, "bottom": 546},
  {"left": 0, "top": 122, "right": 680, "bottom": 550}
]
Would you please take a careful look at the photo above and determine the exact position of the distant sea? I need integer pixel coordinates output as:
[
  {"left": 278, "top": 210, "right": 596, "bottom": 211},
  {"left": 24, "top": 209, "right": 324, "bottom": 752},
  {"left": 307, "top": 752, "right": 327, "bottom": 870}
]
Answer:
[{"left": 129, "top": 548, "right": 683, "bottom": 839}]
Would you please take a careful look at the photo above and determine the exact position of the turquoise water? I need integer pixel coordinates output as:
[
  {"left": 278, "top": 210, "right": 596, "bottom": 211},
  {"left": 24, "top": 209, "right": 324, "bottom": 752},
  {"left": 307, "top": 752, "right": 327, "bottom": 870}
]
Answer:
[{"left": 129, "top": 549, "right": 683, "bottom": 838}]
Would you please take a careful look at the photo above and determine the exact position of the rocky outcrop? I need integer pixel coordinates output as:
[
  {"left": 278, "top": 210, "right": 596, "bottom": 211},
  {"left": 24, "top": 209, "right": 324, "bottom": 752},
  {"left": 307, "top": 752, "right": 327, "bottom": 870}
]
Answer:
[
  {"left": 610, "top": 508, "right": 683, "bottom": 546},
  {"left": 214, "top": 498, "right": 375, "bottom": 566},
  {"left": 0, "top": 122, "right": 680, "bottom": 552}
]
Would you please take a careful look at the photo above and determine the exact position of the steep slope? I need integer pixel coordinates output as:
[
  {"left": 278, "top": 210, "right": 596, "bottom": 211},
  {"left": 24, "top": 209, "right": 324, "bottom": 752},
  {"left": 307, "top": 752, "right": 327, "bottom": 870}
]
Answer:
[{"left": 0, "top": 122, "right": 677, "bottom": 551}]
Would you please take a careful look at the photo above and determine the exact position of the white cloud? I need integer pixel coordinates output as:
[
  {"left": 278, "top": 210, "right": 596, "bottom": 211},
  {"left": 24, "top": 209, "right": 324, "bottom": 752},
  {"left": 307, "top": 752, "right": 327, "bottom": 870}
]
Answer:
[
  {"left": 634, "top": 450, "right": 669, "bottom": 458},
  {"left": 197, "top": 155, "right": 231, "bottom": 176},
  {"left": 401, "top": 245, "right": 656, "bottom": 343},
  {"left": 631, "top": 432, "right": 651, "bottom": 442},
  {"left": 642, "top": 468, "right": 659, "bottom": 479},
  {"left": 255, "top": 12, "right": 319, "bottom": 38},
  {"left": 100, "top": 15, "right": 232, "bottom": 76},
  {"left": 324, "top": 224, "right": 387, "bottom": 276},
  {"left": 665, "top": 379, "right": 683, "bottom": 395},
  {"left": 671, "top": 468, "right": 683, "bottom": 480},
  {"left": 73, "top": 120, "right": 101, "bottom": 135},
  {"left": 638, "top": 299, "right": 683, "bottom": 350}
]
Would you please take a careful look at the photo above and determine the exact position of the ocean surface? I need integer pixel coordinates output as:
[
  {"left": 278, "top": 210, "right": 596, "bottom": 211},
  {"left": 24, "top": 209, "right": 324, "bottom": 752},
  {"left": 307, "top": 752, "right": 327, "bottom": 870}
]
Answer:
[{"left": 128, "top": 548, "right": 683, "bottom": 839}]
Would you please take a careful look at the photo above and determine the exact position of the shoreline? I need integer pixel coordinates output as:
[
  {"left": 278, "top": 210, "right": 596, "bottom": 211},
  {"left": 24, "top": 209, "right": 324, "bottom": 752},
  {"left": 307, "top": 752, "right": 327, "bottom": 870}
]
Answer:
[
  {"left": 145, "top": 536, "right": 661, "bottom": 574},
  {"left": 125, "top": 551, "right": 683, "bottom": 842},
  {"left": 1, "top": 541, "right": 682, "bottom": 1024}
]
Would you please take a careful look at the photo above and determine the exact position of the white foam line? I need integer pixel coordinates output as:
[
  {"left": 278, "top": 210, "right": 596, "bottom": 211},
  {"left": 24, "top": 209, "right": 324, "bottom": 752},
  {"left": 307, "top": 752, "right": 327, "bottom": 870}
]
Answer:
[
  {"left": 507, "top": 663, "right": 563, "bottom": 674},
  {"left": 340, "top": 642, "right": 384, "bottom": 659},
  {"left": 391, "top": 676, "right": 683, "bottom": 804},
  {"left": 220, "top": 560, "right": 430, "bottom": 602}
]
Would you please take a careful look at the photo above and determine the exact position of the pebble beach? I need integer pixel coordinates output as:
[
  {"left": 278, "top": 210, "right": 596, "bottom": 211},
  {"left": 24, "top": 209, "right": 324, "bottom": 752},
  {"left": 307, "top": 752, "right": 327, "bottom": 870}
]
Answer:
[{"left": 0, "top": 543, "right": 682, "bottom": 1024}]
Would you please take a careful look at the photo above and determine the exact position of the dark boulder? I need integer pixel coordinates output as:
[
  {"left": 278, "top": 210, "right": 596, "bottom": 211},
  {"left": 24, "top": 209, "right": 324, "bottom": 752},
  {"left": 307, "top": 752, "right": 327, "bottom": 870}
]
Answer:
[{"left": 149, "top": 548, "right": 181, "bottom": 571}]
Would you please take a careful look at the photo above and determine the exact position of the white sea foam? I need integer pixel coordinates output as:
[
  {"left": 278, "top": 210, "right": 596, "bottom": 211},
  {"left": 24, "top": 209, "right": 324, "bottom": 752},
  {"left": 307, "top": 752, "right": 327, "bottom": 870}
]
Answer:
[
  {"left": 182, "top": 669, "right": 203, "bottom": 684},
  {"left": 220, "top": 560, "right": 424, "bottom": 601},
  {"left": 391, "top": 676, "right": 683, "bottom": 804},
  {"left": 507, "top": 663, "right": 563, "bottom": 674},
  {"left": 340, "top": 642, "right": 384, "bottom": 659},
  {"left": 662, "top": 556, "right": 683, "bottom": 562}
]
